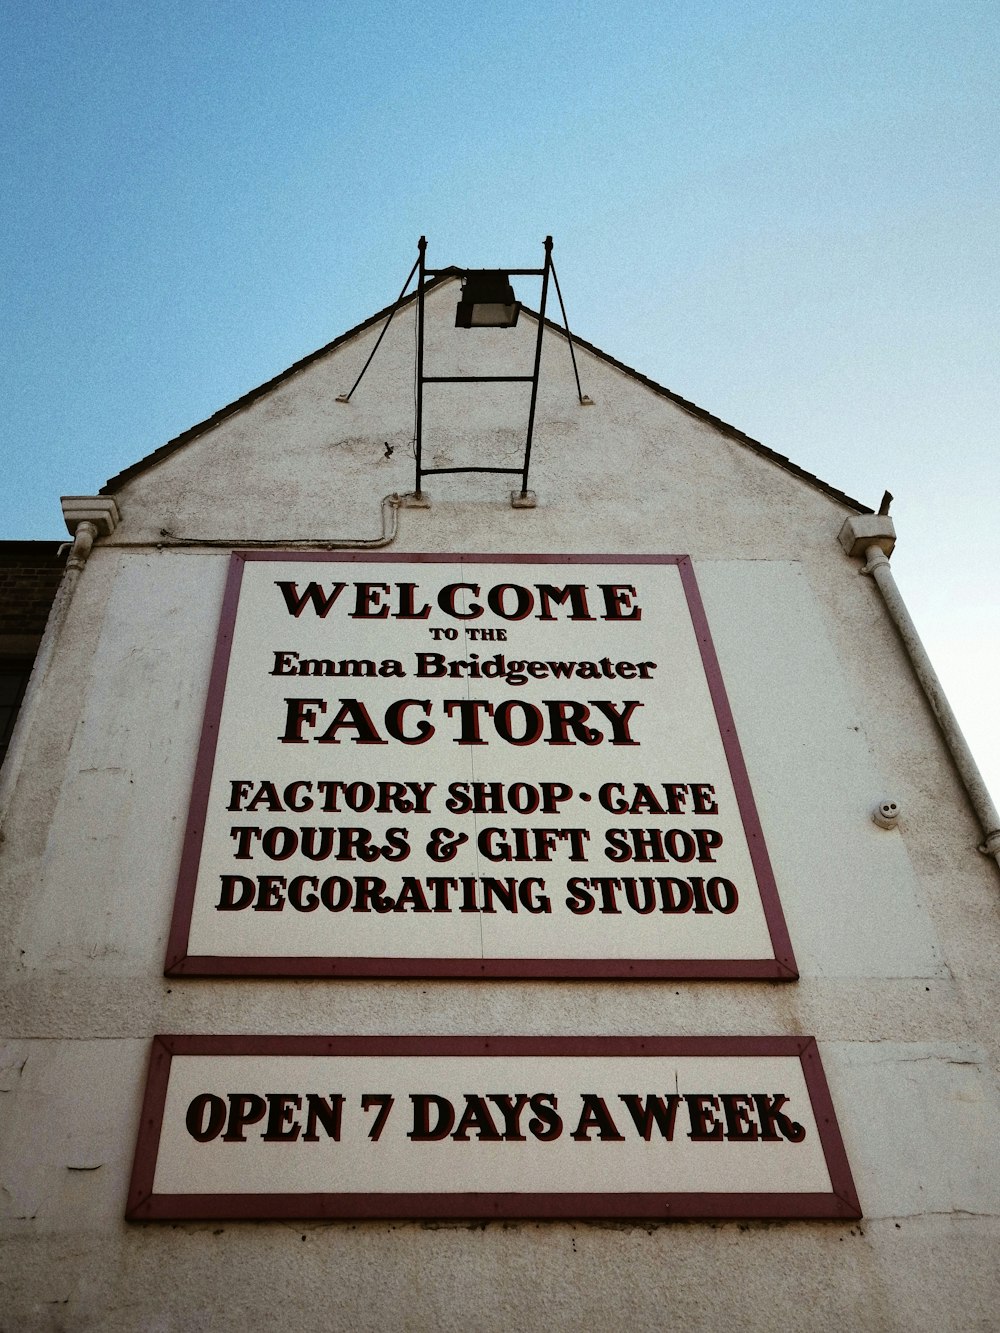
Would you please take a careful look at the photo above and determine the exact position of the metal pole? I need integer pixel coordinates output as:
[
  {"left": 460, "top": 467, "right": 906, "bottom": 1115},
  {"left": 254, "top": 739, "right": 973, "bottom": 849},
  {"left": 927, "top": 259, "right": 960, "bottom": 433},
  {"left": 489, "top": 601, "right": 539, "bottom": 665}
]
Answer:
[
  {"left": 414, "top": 236, "right": 427, "bottom": 497},
  {"left": 550, "top": 257, "right": 586, "bottom": 405},
  {"left": 337, "top": 256, "right": 420, "bottom": 403},
  {"left": 520, "top": 236, "right": 552, "bottom": 496}
]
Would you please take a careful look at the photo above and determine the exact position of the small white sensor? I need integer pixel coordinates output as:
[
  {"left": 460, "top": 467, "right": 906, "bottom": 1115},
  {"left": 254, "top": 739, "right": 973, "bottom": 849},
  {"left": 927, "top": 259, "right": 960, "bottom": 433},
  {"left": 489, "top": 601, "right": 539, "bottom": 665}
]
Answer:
[{"left": 873, "top": 800, "right": 901, "bottom": 830}]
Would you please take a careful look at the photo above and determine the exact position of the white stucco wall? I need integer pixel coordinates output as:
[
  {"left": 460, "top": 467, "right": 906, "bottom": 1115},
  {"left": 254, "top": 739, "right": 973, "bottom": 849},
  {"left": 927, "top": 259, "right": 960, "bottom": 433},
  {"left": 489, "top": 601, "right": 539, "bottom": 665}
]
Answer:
[{"left": 1, "top": 282, "right": 997, "bottom": 1331}]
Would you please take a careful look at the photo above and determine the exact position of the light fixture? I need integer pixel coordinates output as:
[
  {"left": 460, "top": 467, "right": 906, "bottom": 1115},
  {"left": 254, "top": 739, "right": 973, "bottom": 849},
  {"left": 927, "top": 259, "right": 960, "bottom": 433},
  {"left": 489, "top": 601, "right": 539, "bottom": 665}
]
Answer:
[{"left": 455, "top": 270, "right": 521, "bottom": 328}]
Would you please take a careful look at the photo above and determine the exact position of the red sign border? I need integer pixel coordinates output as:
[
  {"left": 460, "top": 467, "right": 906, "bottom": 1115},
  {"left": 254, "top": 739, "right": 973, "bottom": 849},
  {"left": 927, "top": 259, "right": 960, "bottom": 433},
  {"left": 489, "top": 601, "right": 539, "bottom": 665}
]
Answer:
[
  {"left": 165, "top": 553, "right": 797, "bottom": 980},
  {"left": 126, "top": 1034, "right": 860, "bottom": 1222}
]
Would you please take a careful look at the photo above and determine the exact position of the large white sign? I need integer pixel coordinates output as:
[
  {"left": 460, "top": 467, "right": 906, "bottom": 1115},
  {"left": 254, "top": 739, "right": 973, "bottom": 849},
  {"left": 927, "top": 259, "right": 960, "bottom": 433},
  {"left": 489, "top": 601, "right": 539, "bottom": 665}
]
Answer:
[
  {"left": 166, "top": 554, "right": 795, "bottom": 978},
  {"left": 127, "top": 1036, "right": 859, "bottom": 1221}
]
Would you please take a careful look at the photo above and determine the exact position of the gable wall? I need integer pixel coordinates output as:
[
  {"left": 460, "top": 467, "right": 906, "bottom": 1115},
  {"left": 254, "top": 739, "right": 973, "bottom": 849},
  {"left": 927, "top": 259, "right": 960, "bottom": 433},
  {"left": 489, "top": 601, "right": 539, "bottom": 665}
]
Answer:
[{"left": 0, "top": 286, "right": 997, "bottom": 1331}]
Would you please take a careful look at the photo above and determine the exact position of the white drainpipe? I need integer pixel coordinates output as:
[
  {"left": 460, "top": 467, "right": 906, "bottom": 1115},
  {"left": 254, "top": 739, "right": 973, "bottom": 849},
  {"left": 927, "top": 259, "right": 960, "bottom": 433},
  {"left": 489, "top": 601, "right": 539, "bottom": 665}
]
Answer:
[
  {"left": 0, "top": 496, "right": 120, "bottom": 830},
  {"left": 839, "top": 513, "right": 1000, "bottom": 869}
]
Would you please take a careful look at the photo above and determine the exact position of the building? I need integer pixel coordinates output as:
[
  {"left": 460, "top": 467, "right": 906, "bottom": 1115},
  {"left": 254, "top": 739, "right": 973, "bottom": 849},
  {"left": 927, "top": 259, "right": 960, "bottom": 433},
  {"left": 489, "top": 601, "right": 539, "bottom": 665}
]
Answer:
[
  {"left": 1, "top": 264, "right": 998, "bottom": 1330},
  {"left": 0, "top": 542, "right": 65, "bottom": 770}
]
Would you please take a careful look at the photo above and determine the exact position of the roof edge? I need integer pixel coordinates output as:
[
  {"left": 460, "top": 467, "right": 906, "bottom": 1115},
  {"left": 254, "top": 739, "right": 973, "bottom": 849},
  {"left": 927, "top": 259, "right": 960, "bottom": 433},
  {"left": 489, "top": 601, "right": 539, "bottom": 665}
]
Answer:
[
  {"left": 101, "top": 274, "right": 872, "bottom": 515},
  {"left": 99, "top": 270, "right": 464, "bottom": 495},
  {"left": 536, "top": 313, "right": 872, "bottom": 514}
]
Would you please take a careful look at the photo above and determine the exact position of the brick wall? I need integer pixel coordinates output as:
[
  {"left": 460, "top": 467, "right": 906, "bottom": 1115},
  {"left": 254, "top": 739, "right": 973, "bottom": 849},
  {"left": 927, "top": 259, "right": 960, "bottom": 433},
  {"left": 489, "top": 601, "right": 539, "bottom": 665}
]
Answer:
[{"left": 0, "top": 541, "right": 66, "bottom": 637}]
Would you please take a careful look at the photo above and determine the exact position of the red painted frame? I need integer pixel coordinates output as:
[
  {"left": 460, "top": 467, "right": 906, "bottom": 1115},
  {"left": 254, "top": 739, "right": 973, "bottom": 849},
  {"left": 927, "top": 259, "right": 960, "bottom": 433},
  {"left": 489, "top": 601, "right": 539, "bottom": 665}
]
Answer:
[
  {"left": 165, "top": 553, "right": 797, "bottom": 980},
  {"left": 126, "top": 1034, "right": 860, "bottom": 1222}
]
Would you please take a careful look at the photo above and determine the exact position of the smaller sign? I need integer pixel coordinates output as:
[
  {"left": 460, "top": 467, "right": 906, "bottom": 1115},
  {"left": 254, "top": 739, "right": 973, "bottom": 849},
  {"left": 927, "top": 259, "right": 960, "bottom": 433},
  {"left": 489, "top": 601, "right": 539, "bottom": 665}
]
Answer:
[{"left": 127, "top": 1036, "right": 860, "bottom": 1221}]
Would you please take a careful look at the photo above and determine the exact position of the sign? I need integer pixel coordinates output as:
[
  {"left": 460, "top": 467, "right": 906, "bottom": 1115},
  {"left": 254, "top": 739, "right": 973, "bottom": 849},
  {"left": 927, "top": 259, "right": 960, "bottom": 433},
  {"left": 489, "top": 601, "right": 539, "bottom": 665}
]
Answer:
[
  {"left": 166, "top": 554, "right": 796, "bottom": 978},
  {"left": 126, "top": 1036, "right": 859, "bottom": 1221}
]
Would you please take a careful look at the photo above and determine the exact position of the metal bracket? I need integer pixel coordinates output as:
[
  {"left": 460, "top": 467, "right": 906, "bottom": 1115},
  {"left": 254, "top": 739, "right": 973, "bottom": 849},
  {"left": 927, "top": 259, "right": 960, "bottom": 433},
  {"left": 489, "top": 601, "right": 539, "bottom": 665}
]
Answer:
[{"left": 415, "top": 236, "right": 554, "bottom": 502}]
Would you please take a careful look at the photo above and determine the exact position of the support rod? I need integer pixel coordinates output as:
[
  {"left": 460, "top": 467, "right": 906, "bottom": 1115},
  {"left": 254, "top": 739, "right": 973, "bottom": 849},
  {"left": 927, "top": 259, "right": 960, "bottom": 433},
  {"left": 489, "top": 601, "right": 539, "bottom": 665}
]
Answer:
[
  {"left": 338, "top": 255, "right": 420, "bottom": 403},
  {"left": 414, "top": 236, "right": 427, "bottom": 496},
  {"left": 422, "top": 466, "right": 522, "bottom": 477},
  {"left": 425, "top": 268, "right": 545, "bottom": 277},
  {"left": 550, "top": 255, "right": 587, "bottom": 405},
  {"left": 423, "top": 375, "right": 534, "bottom": 384}
]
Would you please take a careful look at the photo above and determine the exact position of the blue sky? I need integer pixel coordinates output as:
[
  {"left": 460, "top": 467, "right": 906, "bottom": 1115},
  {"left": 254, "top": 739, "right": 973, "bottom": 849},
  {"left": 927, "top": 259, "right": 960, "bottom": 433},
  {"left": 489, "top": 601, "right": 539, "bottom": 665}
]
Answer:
[{"left": 2, "top": 0, "right": 998, "bottom": 803}]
